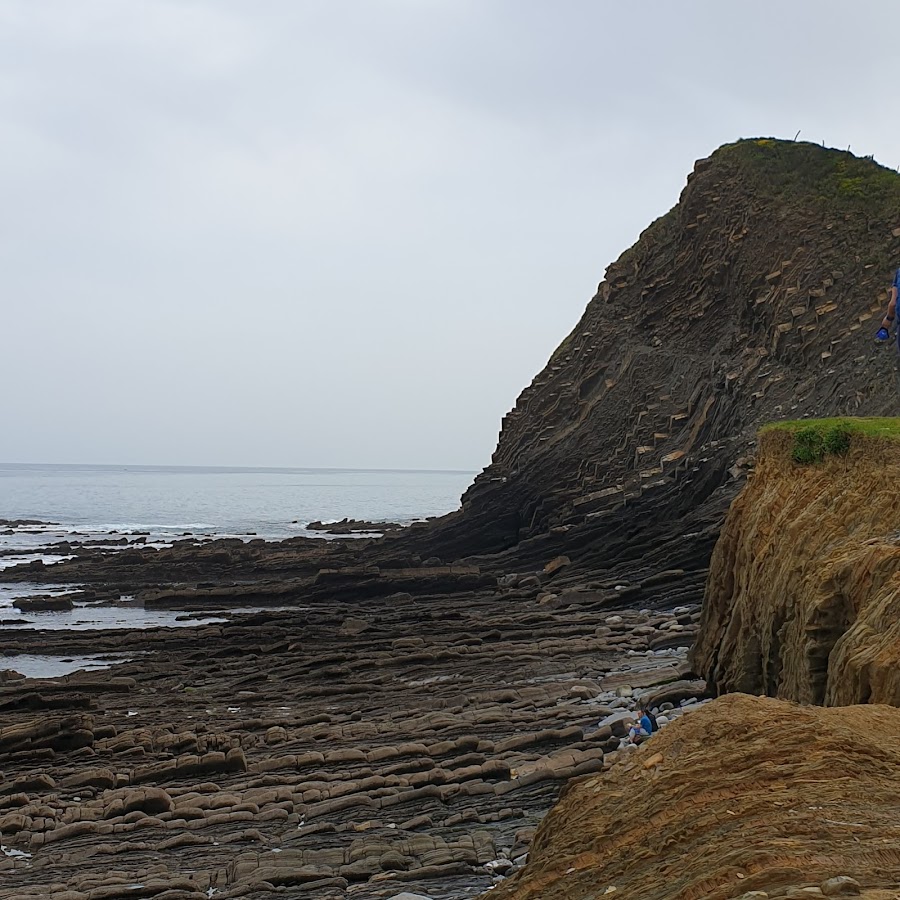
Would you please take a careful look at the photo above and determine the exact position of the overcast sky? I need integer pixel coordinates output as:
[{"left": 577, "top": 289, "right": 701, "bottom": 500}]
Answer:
[{"left": 3, "top": 0, "right": 898, "bottom": 469}]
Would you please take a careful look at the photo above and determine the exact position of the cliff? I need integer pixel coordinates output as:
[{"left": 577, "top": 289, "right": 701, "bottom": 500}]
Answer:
[
  {"left": 486, "top": 694, "right": 900, "bottom": 900},
  {"left": 691, "top": 420, "right": 900, "bottom": 705},
  {"left": 8, "top": 142, "right": 900, "bottom": 900},
  {"left": 410, "top": 140, "right": 900, "bottom": 574}
]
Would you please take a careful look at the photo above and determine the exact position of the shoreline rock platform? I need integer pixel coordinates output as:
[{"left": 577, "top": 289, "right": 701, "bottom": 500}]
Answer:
[
  {"left": 7, "top": 139, "right": 900, "bottom": 898},
  {"left": 0, "top": 562, "right": 704, "bottom": 899}
]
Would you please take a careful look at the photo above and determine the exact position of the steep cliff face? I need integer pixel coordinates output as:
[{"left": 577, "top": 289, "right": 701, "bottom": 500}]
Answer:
[
  {"left": 487, "top": 694, "right": 900, "bottom": 900},
  {"left": 691, "top": 424, "right": 900, "bottom": 705},
  {"left": 418, "top": 140, "right": 900, "bottom": 567}
]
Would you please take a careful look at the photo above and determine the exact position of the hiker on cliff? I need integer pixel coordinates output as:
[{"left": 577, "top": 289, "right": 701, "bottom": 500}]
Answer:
[{"left": 875, "top": 267, "right": 900, "bottom": 342}]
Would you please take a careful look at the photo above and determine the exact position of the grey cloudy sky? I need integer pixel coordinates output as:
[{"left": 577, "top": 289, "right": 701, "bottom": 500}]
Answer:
[{"left": 3, "top": 0, "right": 897, "bottom": 469}]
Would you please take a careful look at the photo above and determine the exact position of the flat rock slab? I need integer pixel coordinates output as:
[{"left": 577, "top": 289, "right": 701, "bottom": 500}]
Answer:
[{"left": 0, "top": 585, "right": 697, "bottom": 899}]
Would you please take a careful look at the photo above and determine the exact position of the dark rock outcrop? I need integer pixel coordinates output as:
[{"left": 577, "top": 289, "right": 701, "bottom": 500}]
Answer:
[{"left": 402, "top": 140, "right": 900, "bottom": 573}]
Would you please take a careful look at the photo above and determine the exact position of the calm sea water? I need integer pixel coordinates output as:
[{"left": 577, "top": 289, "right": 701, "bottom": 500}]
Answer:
[
  {"left": 0, "top": 463, "right": 479, "bottom": 657},
  {"left": 0, "top": 463, "right": 475, "bottom": 546}
]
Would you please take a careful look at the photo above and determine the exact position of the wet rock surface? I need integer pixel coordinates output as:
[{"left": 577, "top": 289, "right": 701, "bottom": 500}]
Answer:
[{"left": 0, "top": 568, "right": 703, "bottom": 899}]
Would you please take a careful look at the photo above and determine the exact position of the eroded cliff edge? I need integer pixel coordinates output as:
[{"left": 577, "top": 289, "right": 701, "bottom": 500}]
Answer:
[
  {"left": 691, "top": 421, "right": 900, "bottom": 705},
  {"left": 485, "top": 694, "right": 900, "bottom": 900}
]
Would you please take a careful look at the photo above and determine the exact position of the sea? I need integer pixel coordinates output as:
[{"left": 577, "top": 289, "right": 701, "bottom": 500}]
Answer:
[
  {"left": 0, "top": 463, "right": 476, "bottom": 654},
  {"left": 0, "top": 463, "right": 475, "bottom": 547}
]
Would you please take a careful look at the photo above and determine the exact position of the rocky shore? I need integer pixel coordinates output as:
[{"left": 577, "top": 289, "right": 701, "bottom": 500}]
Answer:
[
  {"left": 0, "top": 537, "right": 705, "bottom": 899},
  {"left": 7, "top": 139, "right": 900, "bottom": 899}
]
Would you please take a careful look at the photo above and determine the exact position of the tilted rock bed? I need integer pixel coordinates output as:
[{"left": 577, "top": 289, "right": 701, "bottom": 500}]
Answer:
[
  {"left": 488, "top": 693, "right": 900, "bottom": 900},
  {"left": 0, "top": 591, "right": 702, "bottom": 899},
  {"left": 412, "top": 140, "right": 900, "bottom": 566}
]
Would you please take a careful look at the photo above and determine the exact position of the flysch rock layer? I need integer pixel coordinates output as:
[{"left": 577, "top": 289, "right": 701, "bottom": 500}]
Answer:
[
  {"left": 0, "top": 586, "right": 703, "bottom": 900},
  {"left": 401, "top": 140, "right": 900, "bottom": 570},
  {"left": 486, "top": 693, "right": 900, "bottom": 900},
  {"left": 692, "top": 429, "right": 900, "bottom": 705}
]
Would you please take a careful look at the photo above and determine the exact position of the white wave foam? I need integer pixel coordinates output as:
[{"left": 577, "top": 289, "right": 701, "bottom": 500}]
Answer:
[
  {"left": 0, "top": 554, "right": 75, "bottom": 571},
  {"left": 99, "top": 523, "right": 217, "bottom": 532}
]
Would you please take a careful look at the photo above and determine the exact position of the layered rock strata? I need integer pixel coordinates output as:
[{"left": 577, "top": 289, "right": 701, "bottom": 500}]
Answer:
[
  {"left": 692, "top": 427, "right": 900, "bottom": 705},
  {"left": 488, "top": 693, "right": 900, "bottom": 900},
  {"left": 7, "top": 140, "right": 900, "bottom": 898},
  {"left": 0, "top": 584, "right": 701, "bottom": 899},
  {"left": 406, "top": 141, "right": 900, "bottom": 567}
]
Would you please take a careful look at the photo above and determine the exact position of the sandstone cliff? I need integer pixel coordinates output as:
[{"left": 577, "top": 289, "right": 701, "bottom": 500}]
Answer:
[
  {"left": 411, "top": 140, "right": 900, "bottom": 572},
  {"left": 692, "top": 422, "right": 900, "bottom": 705},
  {"left": 487, "top": 693, "right": 900, "bottom": 900}
]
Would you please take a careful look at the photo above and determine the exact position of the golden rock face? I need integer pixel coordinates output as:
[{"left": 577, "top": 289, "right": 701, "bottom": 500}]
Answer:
[
  {"left": 486, "top": 693, "right": 900, "bottom": 900},
  {"left": 691, "top": 428, "right": 900, "bottom": 706}
]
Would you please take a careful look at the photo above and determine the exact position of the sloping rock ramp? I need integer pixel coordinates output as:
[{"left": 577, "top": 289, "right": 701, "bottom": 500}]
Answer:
[{"left": 487, "top": 693, "right": 900, "bottom": 900}]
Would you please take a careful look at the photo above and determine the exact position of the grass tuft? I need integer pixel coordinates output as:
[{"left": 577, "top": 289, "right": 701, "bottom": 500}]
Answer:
[{"left": 761, "top": 417, "right": 900, "bottom": 465}]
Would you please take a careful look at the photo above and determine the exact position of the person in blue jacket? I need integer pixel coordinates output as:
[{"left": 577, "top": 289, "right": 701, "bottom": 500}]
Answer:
[
  {"left": 875, "top": 267, "right": 900, "bottom": 342},
  {"left": 628, "top": 709, "right": 655, "bottom": 743},
  {"left": 638, "top": 708, "right": 654, "bottom": 735}
]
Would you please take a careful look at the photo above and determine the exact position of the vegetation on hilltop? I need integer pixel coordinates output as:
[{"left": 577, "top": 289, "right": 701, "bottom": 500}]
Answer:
[
  {"left": 604, "top": 138, "right": 900, "bottom": 286},
  {"left": 718, "top": 138, "right": 900, "bottom": 215}
]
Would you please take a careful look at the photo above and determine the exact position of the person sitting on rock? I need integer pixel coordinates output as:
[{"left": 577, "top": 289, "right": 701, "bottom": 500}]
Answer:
[
  {"left": 637, "top": 708, "right": 655, "bottom": 735},
  {"left": 628, "top": 721, "right": 648, "bottom": 743},
  {"left": 628, "top": 712, "right": 652, "bottom": 743},
  {"left": 875, "top": 267, "right": 900, "bottom": 342}
]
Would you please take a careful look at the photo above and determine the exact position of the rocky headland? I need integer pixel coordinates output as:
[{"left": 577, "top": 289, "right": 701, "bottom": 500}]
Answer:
[
  {"left": 409, "top": 139, "right": 900, "bottom": 570},
  {"left": 4, "top": 139, "right": 900, "bottom": 899}
]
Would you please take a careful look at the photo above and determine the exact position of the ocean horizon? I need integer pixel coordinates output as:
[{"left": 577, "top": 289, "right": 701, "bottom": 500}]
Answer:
[
  {"left": 0, "top": 461, "right": 475, "bottom": 475},
  {"left": 0, "top": 462, "right": 476, "bottom": 548}
]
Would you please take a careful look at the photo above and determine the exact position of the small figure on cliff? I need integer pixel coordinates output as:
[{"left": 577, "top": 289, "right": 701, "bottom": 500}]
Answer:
[{"left": 875, "top": 267, "right": 900, "bottom": 341}]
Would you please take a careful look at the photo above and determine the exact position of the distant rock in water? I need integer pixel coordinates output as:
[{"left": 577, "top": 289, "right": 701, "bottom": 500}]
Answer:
[
  {"left": 408, "top": 140, "right": 900, "bottom": 571},
  {"left": 12, "top": 595, "right": 75, "bottom": 612},
  {"left": 306, "top": 518, "right": 406, "bottom": 535},
  {"left": 0, "top": 518, "right": 57, "bottom": 534}
]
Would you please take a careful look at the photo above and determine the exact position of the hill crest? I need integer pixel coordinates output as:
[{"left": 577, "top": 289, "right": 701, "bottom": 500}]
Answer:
[{"left": 410, "top": 138, "right": 900, "bottom": 573}]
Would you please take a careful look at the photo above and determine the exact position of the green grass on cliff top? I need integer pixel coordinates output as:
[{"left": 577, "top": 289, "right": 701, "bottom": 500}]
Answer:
[
  {"left": 762, "top": 417, "right": 900, "bottom": 439},
  {"left": 608, "top": 138, "right": 900, "bottom": 281},
  {"left": 716, "top": 138, "right": 900, "bottom": 215},
  {"left": 762, "top": 418, "right": 900, "bottom": 464}
]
